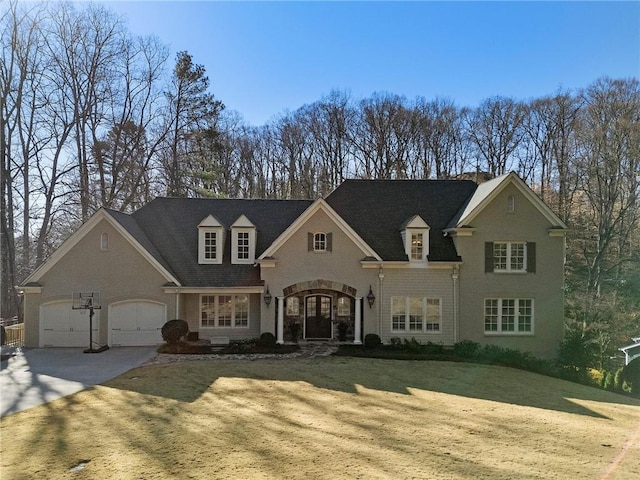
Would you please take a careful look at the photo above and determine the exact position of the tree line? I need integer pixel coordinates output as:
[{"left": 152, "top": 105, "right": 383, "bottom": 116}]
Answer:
[{"left": 2, "top": 1, "right": 638, "bottom": 368}]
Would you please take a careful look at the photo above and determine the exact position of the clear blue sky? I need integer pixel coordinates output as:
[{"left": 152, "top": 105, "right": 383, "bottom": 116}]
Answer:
[{"left": 103, "top": 1, "right": 640, "bottom": 126}]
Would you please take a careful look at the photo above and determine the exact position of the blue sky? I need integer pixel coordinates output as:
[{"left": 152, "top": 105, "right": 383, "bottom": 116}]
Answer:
[{"left": 103, "top": 1, "right": 640, "bottom": 126}]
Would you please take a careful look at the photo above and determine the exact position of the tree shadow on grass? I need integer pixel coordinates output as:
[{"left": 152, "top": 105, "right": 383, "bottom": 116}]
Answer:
[{"left": 104, "top": 357, "right": 640, "bottom": 418}]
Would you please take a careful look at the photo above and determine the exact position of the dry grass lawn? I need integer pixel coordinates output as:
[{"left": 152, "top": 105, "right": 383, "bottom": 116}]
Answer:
[{"left": 1, "top": 357, "right": 639, "bottom": 479}]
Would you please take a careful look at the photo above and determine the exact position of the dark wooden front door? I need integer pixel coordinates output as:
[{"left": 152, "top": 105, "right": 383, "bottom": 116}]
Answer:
[{"left": 305, "top": 295, "right": 332, "bottom": 339}]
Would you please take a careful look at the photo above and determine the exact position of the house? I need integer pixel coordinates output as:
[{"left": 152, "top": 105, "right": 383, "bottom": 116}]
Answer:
[
  {"left": 620, "top": 337, "right": 640, "bottom": 365},
  {"left": 19, "top": 172, "right": 568, "bottom": 358}
]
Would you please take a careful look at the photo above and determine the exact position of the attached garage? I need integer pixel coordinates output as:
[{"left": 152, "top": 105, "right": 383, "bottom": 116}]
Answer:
[
  {"left": 109, "top": 301, "right": 166, "bottom": 346},
  {"left": 40, "top": 301, "right": 100, "bottom": 348}
]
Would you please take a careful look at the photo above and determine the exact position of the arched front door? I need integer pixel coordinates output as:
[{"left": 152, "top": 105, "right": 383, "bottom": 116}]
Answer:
[{"left": 305, "top": 295, "right": 332, "bottom": 339}]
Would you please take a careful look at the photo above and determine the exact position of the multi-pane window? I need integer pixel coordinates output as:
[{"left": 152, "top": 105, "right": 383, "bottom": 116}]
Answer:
[
  {"left": 493, "top": 242, "right": 526, "bottom": 272},
  {"left": 484, "top": 298, "right": 533, "bottom": 334},
  {"left": 204, "top": 231, "right": 217, "bottom": 260},
  {"left": 200, "top": 295, "right": 250, "bottom": 328},
  {"left": 286, "top": 297, "right": 300, "bottom": 316},
  {"left": 337, "top": 297, "right": 351, "bottom": 316},
  {"left": 392, "top": 297, "right": 441, "bottom": 333},
  {"left": 314, "top": 233, "right": 327, "bottom": 251},
  {"left": 237, "top": 231, "right": 250, "bottom": 260},
  {"left": 410, "top": 233, "right": 423, "bottom": 261}
]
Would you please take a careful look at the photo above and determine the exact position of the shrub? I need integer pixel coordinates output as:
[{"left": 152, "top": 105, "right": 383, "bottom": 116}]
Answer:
[
  {"left": 453, "top": 340, "right": 481, "bottom": 358},
  {"left": 621, "top": 358, "right": 640, "bottom": 397},
  {"left": 161, "top": 319, "right": 189, "bottom": 345},
  {"left": 389, "top": 337, "right": 403, "bottom": 348},
  {"left": 402, "top": 337, "right": 423, "bottom": 353},
  {"left": 364, "top": 333, "right": 382, "bottom": 349},
  {"left": 258, "top": 332, "right": 276, "bottom": 347}
]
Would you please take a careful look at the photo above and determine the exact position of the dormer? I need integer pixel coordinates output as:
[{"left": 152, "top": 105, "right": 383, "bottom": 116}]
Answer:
[
  {"left": 198, "top": 215, "right": 224, "bottom": 264},
  {"left": 231, "top": 215, "right": 257, "bottom": 264},
  {"left": 401, "top": 215, "right": 430, "bottom": 262}
]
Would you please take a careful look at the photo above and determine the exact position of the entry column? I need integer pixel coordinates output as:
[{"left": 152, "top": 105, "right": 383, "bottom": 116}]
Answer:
[
  {"left": 276, "top": 296, "right": 284, "bottom": 344},
  {"left": 354, "top": 297, "right": 362, "bottom": 344}
]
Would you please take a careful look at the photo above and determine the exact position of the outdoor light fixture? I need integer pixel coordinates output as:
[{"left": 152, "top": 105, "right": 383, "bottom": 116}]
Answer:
[
  {"left": 264, "top": 288, "right": 272, "bottom": 307},
  {"left": 367, "top": 285, "right": 375, "bottom": 308}
]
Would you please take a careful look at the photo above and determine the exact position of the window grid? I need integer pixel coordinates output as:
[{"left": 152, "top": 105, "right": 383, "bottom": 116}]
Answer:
[
  {"left": 392, "top": 297, "right": 440, "bottom": 333},
  {"left": 237, "top": 232, "right": 250, "bottom": 260},
  {"left": 494, "top": 242, "right": 526, "bottom": 272},
  {"left": 204, "top": 232, "right": 217, "bottom": 260},
  {"left": 484, "top": 298, "right": 533, "bottom": 334},
  {"left": 313, "top": 233, "right": 326, "bottom": 251},
  {"left": 410, "top": 233, "right": 423, "bottom": 260},
  {"left": 200, "top": 295, "right": 251, "bottom": 329},
  {"left": 337, "top": 297, "right": 351, "bottom": 316}
]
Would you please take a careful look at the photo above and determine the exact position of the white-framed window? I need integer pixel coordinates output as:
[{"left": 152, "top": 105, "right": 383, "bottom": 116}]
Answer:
[
  {"left": 286, "top": 297, "right": 300, "bottom": 316},
  {"left": 410, "top": 233, "right": 423, "bottom": 261},
  {"left": 484, "top": 298, "right": 533, "bottom": 334},
  {"left": 493, "top": 241, "right": 526, "bottom": 272},
  {"left": 100, "top": 232, "right": 109, "bottom": 251},
  {"left": 337, "top": 297, "right": 351, "bottom": 316},
  {"left": 237, "top": 231, "right": 250, "bottom": 259},
  {"left": 198, "top": 215, "right": 224, "bottom": 264},
  {"left": 391, "top": 297, "right": 441, "bottom": 333},
  {"left": 507, "top": 195, "right": 516, "bottom": 213},
  {"left": 200, "top": 294, "right": 250, "bottom": 328},
  {"left": 314, "top": 232, "right": 327, "bottom": 251},
  {"left": 231, "top": 216, "right": 256, "bottom": 264}
]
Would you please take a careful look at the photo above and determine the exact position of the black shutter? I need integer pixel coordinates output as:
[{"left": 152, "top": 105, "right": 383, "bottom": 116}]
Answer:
[
  {"left": 485, "top": 242, "right": 494, "bottom": 273},
  {"left": 527, "top": 242, "right": 536, "bottom": 273},
  {"left": 308, "top": 232, "right": 313, "bottom": 251},
  {"left": 326, "top": 232, "right": 333, "bottom": 252}
]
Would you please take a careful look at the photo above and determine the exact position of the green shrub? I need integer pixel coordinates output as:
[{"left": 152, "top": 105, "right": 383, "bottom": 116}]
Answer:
[
  {"left": 423, "top": 341, "right": 444, "bottom": 355},
  {"left": 258, "top": 332, "right": 276, "bottom": 347},
  {"left": 389, "top": 337, "right": 403, "bottom": 348},
  {"left": 364, "top": 333, "right": 382, "bottom": 349},
  {"left": 161, "top": 319, "right": 189, "bottom": 345},
  {"left": 402, "top": 337, "right": 423, "bottom": 353},
  {"left": 621, "top": 358, "right": 640, "bottom": 397},
  {"left": 453, "top": 340, "right": 481, "bottom": 358}
]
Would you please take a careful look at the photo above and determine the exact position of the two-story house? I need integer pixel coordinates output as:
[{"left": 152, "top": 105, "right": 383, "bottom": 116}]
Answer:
[{"left": 19, "top": 172, "right": 567, "bottom": 358}]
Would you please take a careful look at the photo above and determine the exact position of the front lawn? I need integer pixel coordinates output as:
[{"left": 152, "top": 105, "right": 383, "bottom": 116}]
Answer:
[{"left": 1, "top": 357, "right": 638, "bottom": 479}]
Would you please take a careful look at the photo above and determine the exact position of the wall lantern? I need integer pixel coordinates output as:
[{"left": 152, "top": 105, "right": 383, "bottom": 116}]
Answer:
[
  {"left": 367, "top": 285, "right": 375, "bottom": 308},
  {"left": 264, "top": 288, "right": 272, "bottom": 307}
]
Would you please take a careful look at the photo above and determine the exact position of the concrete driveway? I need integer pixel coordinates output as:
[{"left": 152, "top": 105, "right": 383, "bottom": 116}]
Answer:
[{"left": 0, "top": 347, "right": 158, "bottom": 417}]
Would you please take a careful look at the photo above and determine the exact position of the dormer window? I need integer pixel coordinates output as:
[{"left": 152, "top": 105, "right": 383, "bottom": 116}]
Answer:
[
  {"left": 401, "top": 215, "right": 430, "bottom": 262},
  {"left": 231, "top": 215, "right": 256, "bottom": 264},
  {"left": 199, "top": 215, "right": 224, "bottom": 264}
]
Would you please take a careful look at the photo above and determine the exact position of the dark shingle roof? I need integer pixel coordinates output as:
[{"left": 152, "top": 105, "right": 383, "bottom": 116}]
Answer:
[
  {"left": 325, "top": 179, "right": 478, "bottom": 261},
  {"left": 113, "top": 198, "right": 312, "bottom": 287}
]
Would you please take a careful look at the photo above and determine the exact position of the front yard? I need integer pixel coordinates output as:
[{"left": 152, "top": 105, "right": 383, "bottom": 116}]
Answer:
[{"left": 1, "top": 357, "right": 639, "bottom": 479}]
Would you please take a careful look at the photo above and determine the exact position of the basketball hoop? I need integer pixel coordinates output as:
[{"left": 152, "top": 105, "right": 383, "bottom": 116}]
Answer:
[{"left": 72, "top": 292, "right": 108, "bottom": 353}]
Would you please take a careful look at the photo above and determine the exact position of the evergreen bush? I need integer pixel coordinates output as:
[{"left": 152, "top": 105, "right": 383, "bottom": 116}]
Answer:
[
  {"left": 364, "top": 333, "right": 382, "bottom": 349},
  {"left": 161, "top": 319, "right": 189, "bottom": 345}
]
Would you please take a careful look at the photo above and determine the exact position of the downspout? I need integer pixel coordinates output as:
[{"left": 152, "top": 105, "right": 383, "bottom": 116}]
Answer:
[
  {"left": 378, "top": 266, "right": 384, "bottom": 338},
  {"left": 452, "top": 266, "right": 459, "bottom": 344},
  {"left": 175, "top": 289, "right": 180, "bottom": 319}
]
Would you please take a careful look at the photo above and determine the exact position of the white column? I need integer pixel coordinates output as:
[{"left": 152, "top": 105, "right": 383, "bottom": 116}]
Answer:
[
  {"left": 276, "top": 296, "right": 284, "bottom": 344},
  {"left": 354, "top": 297, "right": 362, "bottom": 344}
]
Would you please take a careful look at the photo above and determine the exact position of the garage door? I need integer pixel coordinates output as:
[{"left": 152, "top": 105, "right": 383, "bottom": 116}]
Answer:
[
  {"left": 110, "top": 301, "right": 166, "bottom": 346},
  {"left": 40, "top": 301, "right": 100, "bottom": 347}
]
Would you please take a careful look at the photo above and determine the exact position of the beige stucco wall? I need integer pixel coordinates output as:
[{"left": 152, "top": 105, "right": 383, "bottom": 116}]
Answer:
[
  {"left": 23, "top": 217, "right": 176, "bottom": 347},
  {"left": 454, "top": 183, "right": 565, "bottom": 358}
]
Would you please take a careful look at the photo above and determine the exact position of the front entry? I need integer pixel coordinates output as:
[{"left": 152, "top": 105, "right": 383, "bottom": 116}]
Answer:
[{"left": 305, "top": 295, "right": 332, "bottom": 339}]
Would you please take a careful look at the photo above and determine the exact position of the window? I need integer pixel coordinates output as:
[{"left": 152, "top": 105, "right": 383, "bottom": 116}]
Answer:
[
  {"left": 237, "top": 231, "right": 250, "bottom": 260},
  {"left": 391, "top": 297, "right": 441, "bottom": 333},
  {"left": 200, "top": 295, "right": 250, "bottom": 328},
  {"left": 204, "top": 231, "right": 218, "bottom": 261},
  {"left": 314, "top": 233, "right": 326, "bottom": 251},
  {"left": 100, "top": 232, "right": 109, "bottom": 251},
  {"left": 488, "top": 241, "right": 530, "bottom": 273},
  {"left": 484, "top": 298, "right": 533, "bottom": 334},
  {"left": 410, "top": 233, "right": 423, "bottom": 261},
  {"left": 507, "top": 195, "right": 516, "bottom": 213},
  {"left": 308, "top": 232, "right": 332, "bottom": 252},
  {"left": 286, "top": 297, "right": 300, "bottom": 316},
  {"left": 337, "top": 297, "right": 351, "bottom": 316}
]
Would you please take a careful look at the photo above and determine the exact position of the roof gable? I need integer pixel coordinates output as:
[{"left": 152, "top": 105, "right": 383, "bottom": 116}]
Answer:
[
  {"left": 259, "top": 199, "right": 381, "bottom": 261},
  {"left": 449, "top": 172, "right": 568, "bottom": 230}
]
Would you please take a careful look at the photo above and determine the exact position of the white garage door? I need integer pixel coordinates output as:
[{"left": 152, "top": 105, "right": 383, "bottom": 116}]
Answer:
[
  {"left": 110, "top": 301, "right": 166, "bottom": 346},
  {"left": 41, "top": 301, "right": 100, "bottom": 347}
]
